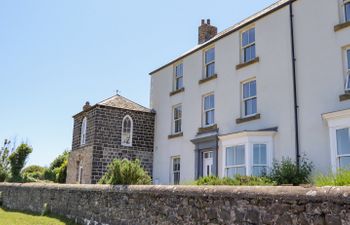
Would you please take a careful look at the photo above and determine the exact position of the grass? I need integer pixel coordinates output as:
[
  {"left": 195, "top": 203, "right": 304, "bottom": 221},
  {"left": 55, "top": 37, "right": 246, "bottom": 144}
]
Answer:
[
  {"left": 195, "top": 175, "right": 276, "bottom": 186},
  {"left": 0, "top": 208, "right": 78, "bottom": 225},
  {"left": 314, "top": 169, "right": 350, "bottom": 186}
]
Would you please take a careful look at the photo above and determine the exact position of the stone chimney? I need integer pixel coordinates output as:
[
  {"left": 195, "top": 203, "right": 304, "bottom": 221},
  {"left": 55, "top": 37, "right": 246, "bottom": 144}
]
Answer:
[
  {"left": 83, "top": 101, "right": 91, "bottom": 111},
  {"left": 198, "top": 19, "right": 217, "bottom": 45}
]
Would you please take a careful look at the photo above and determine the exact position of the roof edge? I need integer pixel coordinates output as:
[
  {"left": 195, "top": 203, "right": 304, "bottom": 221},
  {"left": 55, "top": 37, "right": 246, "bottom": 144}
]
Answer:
[{"left": 149, "top": 0, "right": 295, "bottom": 75}]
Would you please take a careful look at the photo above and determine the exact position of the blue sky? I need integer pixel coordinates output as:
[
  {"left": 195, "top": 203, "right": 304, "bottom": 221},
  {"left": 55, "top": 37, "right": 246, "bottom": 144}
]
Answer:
[{"left": 0, "top": 0, "right": 277, "bottom": 167}]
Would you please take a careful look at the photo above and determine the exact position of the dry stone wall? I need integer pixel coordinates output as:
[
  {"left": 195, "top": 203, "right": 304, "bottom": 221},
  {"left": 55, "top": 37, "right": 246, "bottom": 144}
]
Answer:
[{"left": 0, "top": 183, "right": 350, "bottom": 225}]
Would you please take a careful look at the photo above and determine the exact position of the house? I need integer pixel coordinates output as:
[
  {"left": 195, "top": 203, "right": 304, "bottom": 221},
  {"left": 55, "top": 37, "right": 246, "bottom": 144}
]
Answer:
[
  {"left": 66, "top": 94, "right": 155, "bottom": 184},
  {"left": 150, "top": 0, "right": 350, "bottom": 184}
]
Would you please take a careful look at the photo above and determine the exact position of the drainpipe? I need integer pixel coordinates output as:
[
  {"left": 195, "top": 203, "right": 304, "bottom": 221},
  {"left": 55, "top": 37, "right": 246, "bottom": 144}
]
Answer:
[{"left": 289, "top": 1, "right": 300, "bottom": 167}]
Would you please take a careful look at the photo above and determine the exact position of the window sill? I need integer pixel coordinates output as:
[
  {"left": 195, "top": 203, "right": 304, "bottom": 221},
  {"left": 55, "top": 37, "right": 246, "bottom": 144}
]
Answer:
[
  {"left": 236, "top": 113, "right": 261, "bottom": 124},
  {"left": 334, "top": 21, "right": 350, "bottom": 32},
  {"left": 169, "top": 87, "right": 185, "bottom": 96},
  {"left": 339, "top": 93, "right": 350, "bottom": 102},
  {"left": 198, "top": 74, "right": 218, "bottom": 85},
  {"left": 236, "top": 57, "right": 260, "bottom": 70},
  {"left": 168, "top": 132, "right": 183, "bottom": 139},
  {"left": 197, "top": 124, "right": 218, "bottom": 135}
]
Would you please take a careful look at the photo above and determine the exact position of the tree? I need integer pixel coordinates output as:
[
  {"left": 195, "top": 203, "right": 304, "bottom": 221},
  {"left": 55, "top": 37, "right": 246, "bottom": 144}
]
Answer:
[
  {"left": 44, "top": 151, "right": 69, "bottom": 183},
  {"left": 99, "top": 159, "right": 151, "bottom": 185},
  {"left": 8, "top": 143, "right": 33, "bottom": 182},
  {"left": 21, "top": 165, "right": 46, "bottom": 180},
  {"left": 0, "top": 139, "right": 14, "bottom": 181}
]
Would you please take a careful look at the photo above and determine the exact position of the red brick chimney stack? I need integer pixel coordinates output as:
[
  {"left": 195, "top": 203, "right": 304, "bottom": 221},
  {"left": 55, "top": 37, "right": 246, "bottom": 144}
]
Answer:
[{"left": 198, "top": 19, "right": 217, "bottom": 45}]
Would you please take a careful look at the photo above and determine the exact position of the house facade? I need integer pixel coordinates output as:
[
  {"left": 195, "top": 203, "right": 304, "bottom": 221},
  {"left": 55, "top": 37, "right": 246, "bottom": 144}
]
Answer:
[
  {"left": 66, "top": 95, "right": 155, "bottom": 184},
  {"left": 150, "top": 0, "right": 350, "bottom": 184}
]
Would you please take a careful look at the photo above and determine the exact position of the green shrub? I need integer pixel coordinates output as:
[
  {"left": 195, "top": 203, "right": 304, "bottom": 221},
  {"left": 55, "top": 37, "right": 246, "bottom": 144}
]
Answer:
[
  {"left": 0, "top": 166, "right": 7, "bottom": 182},
  {"left": 314, "top": 169, "right": 350, "bottom": 186},
  {"left": 195, "top": 175, "right": 275, "bottom": 186},
  {"left": 99, "top": 159, "right": 151, "bottom": 185},
  {"left": 55, "top": 159, "right": 67, "bottom": 184},
  {"left": 269, "top": 157, "right": 313, "bottom": 186},
  {"left": 49, "top": 151, "right": 69, "bottom": 171},
  {"left": 43, "top": 169, "right": 56, "bottom": 181},
  {"left": 21, "top": 165, "right": 46, "bottom": 180},
  {"left": 7, "top": 144, "right": 33, "bottom": 182}
]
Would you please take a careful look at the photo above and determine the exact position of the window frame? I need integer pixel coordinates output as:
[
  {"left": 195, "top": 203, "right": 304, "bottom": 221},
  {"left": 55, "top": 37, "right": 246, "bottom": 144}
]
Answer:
[
  {"left": 171, "top": 156, "right": 181, "bottom": 185},
  {"left": 172, "top": 104, "right": 182, "bottom": 134},
  {"left": 241, "top": 27, "right": 256, "bottom": 63},
  {"left": 344, "top": 0, "right": 350, "bottom": 22},
  {"left": 173, "top": 62, "right": 184, "bottom": 91},
  {"left": 80, "top": 117, "right": 87, "bottom": 146},
  {"left": 335, "top": 127, "right": 350, "bottom": 169},
  {"left": 202, "top": 93, "right": 215, "bottom": 127},
  {"left": 203, "top": 47, "right": 215, "bottom": 78},
  {"left": 345, "top": 48, "right": 350, "bottom": 91},
  {"left": 121, "top": 115, "right": 133, "bottom": 147},
  {"left": 241, "top": 79, "right": 257, "bottom": 117},
  {"left": 225, "top": 145, "right": 246, "bottom": 177}
]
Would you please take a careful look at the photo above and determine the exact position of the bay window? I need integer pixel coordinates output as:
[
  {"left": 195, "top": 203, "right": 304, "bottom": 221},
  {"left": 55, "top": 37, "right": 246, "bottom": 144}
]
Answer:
[{"left": 225, "top": 145, "right": 246, "bottom": 177}]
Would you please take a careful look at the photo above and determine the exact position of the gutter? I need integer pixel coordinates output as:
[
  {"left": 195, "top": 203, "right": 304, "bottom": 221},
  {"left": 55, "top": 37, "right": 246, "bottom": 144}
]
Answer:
[{"left": 289, "top": 1, "right": 300, "bottom": 167}]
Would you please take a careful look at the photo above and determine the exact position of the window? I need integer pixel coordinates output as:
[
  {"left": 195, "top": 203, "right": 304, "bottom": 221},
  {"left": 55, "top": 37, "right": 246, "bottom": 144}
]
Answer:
[
  {"left": 204, "top": 47, "right": 215, "bottom": 78},
  {"left": 80, "top": 117, "right": 87, "bottom": 146},
  {"left": 252, "top": 144, "right": 267, "bottom": 176},
  {"left": 336, "top": 128, "right": 350, "bottom": 169},
  {"left": 172, "top": 157, "right": 181, "bottom": 185},
  {"left": 76, "top": 161, "right": 83, "bottom": 184},
  {"left": 225, "top": 145, "right": 246, "bottom": 177},
  {"left": 173, "top": 105, "right": 182, "bottom": 134},
  {"left": 203, "top": 94, "right": 215, "bottom": 126},
  {"left": 174, "top": 63, "right": 184, "bottom": 90},
  {"left": 345, "top": 0, "right": 350, "bottom": 22},
  {"left": 346, "top": 49, "right": 350, "bottom": 91},
  {"left": 241, "top": 27, "right": 256, "bottom": 63},
  {"left": 121, "top": 115, "right": 133, "bottom": 146},
  {"left": 242, "top": 80, "right": 257, "bottom": 117}
]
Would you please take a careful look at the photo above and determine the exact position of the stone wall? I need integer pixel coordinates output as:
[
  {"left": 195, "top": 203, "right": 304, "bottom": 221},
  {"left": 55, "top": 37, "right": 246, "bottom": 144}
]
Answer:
[
  {"left": 1, "top": 183, "right": 350, "bottom": 225},
  {"left": 66, "top": 146, "right": 93, "bottom": 184}
]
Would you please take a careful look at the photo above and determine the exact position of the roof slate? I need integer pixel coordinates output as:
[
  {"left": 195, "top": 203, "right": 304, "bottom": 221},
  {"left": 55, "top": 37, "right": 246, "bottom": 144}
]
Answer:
[{"left": 97, "top": 95, "right": 152, "bottom": 113}]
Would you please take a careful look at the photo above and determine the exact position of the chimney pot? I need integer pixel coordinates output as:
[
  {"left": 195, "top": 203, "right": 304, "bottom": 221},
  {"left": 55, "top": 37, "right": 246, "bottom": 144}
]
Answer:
[
  {"left": 201, "top": 19, "right": 205, "bottom": 25},
  {"left": 207, "top": 19, "right": 210, "bottom": 25}
]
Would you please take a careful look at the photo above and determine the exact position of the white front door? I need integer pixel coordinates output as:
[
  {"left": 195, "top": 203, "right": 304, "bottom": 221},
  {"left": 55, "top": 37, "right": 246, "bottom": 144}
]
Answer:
[{"left": 203, "top": 151, "right": 213, "bottom": 177}]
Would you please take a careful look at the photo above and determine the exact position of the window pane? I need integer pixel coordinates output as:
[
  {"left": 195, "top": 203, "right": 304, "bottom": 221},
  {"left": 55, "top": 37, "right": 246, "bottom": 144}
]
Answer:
[
  {"left": 250, "top": 80, "right": 256, "bottom": 96},
  {"left": 339, "top": 156, "right": 350, "bottom": 169},
  {"left": 336, "top": 128, "right": 350, "bottom": 155},
  {"left": 174, "top": 106, "right": 181, "bottom": 120},
  {"left": 347, "top": 49, "right": 350, "bottom": 70},
  {"left": 226, "top": 146, "right": 245, "bottom": 166},
  {"left": 206, "top": 62, "right": 215, "bottom": 77},
  {"left": 242, "top": 31, "right": 249, "bottom": 47},
  {"left": 245, "top": 98, "right": 257, "bottom": 116},
  {"left": 346, "top": 3, "right": 350, "bottom": 22},
  {"left": 251, "top": 44, "right": 256, "bottom": 60},
  {"left": 176, "top": 77, "right": 183, "bottom": 90},
  {"left": 235, "top": 145, "right": 245, "bottom": 165},
  {"left": 226, "top": 167, "right": 246, "bottom": 177},
  {"left": 253, "top": 144, "right": 267, "bottom": 164},
  {"left": 205, "top": 48, "right": 215, "bottom": 64},
  {"left": 252, "top": 166, "right": 267, "bottom": 176},
  {"left": 249, "top": 28, "right": 255, "bottom": 43},
  {"left": 175, "top": 64, "right": 183, "bottom": 77},
  {"left": 243, "top": 82, "right": 250, "bottom": 99},
  {"left": 205, "top": 110, "right": 214, "bottom": 125},
  {"left": 175, "top": 120, "right": 181, "bottom": 133},
  {"left": 244, "top": 47, "right": 251, "bottom": 62},
  {"left": 204, "top": 95, "right": 214, "bottom": 110}
]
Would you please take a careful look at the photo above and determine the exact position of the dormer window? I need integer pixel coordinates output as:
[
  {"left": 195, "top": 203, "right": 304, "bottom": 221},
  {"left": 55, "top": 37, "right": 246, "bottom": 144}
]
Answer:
[
  {"left": 80, "top": 117, "right": 87, "bottom": 146},
  {"left": 121, "top": 115, "right": 133, "bottom": 146}
]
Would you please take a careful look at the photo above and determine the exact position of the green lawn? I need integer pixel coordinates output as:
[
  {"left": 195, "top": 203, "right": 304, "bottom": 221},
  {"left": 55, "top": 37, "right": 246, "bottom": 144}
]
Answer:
[{"left": 0, "top": 208, "right": 78, "bottom": 225}]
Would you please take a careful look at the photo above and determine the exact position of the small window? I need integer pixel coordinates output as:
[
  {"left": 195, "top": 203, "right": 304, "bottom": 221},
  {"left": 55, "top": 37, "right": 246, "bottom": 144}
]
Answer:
[
  {"left": 225, "top": 145, "right": 246, "bottom": 177},
  {"left": 173, "top": 105, "right": 182, "bottom": 134},
  {"left": 345, "top": 1, "right": 350, "bottom": 22},
  {"left": 242, "top": 80, "right": 257, "bottom": 117},
  {"left": 204, "top": 48, "right": 215, "bottom": 78},
  {"left": 346, "top": 49, "right": 350, "bottom": 91},
  {"left": 121, "top": 115, "right": 133, "bottom": 146},
  {"left": 241, "top": 28, "right": 256, "bottom": 63},
  {"left": 336, "top": 128, "right": 350, "bottom": 169},
  {"left": 252, "top": 144, "right": 267, "bottom": 176},
  {"left": 203, "top": 94, "right": 215, "bottom": 126},
  {"left": 80, "top": 117, "right": 87, "bottom": 146},
  {"left": 76, "top": 161, "right": 83, "bottom": 184},
  {"left": 174, "top": 63, "right": 184, "bottom": 90},
  {"left": 172, "top": 157, "right": 181, "bottom": 185}
]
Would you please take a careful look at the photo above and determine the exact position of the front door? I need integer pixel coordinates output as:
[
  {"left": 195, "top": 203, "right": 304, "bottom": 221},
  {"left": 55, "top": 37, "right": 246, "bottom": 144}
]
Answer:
[{"left": 203, "top": 151, "right": 213, "bottom": 177}]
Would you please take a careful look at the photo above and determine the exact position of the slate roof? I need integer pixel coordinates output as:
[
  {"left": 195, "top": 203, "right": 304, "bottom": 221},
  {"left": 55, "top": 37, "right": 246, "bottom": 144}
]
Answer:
[
  {"left": 149, "top": 0, "right": 292, "bottom": 75},
  {"left": 98, "top": 95, "right": 152, "bottom": 113}
]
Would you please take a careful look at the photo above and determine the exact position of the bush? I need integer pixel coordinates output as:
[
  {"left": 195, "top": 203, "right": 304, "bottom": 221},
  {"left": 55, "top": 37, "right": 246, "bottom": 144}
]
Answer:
[
  {"left": 43, "top": 151, "right": 69, "bottom": 183},
  {"left": 49, "top": 151, "right": 69, "bottom": 170},
  {"left": 99, "top": 159, "right": 151, "bottom": 185},
  {"left": 0, "top": 166, "right": 7, "bottom": 182},
  {"left": 314, "top": 169, "right": 350, "bottom": 186},
  {"left": 8, "top": 144, "right": 33, "bottom": 182},
  {"left": 269, "top": 157, "right": 313, "bottom": 186},
  {"left": 195, "top": 175, "right": 275, "bottom": 186},
  {"left": 21, "top": 165, "right": 46, "bottom": 180},
  {"left": 55, "top": 159, "right": 67, "bottom": 184}
]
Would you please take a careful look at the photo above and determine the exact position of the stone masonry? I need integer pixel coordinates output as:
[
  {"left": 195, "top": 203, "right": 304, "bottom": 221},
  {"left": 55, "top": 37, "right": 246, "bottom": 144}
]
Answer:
[
  {"left": 1, "top": 183, "right": 350, "bottom": 225},
  {"left": 66, "top": 95, "right": 155, "bottom": 184}
]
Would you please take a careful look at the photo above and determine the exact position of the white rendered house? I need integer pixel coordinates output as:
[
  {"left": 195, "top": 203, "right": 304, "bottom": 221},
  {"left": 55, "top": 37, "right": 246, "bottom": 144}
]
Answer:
[{"left": 150, "top": 0, "right": 350, "bottom": 184}]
